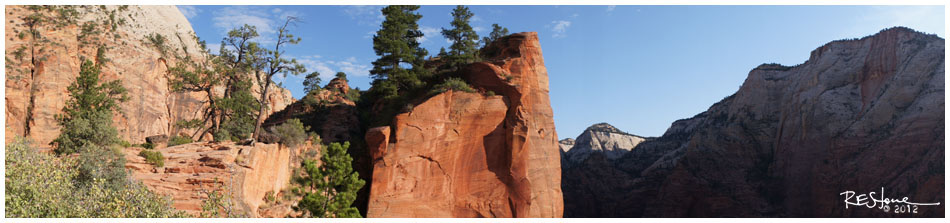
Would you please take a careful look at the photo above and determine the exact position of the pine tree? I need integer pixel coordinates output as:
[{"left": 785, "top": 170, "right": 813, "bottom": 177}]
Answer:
[
  {"left": 441, "top": 5, "right": 480, "bottom": 70},
  {"left": 215, "top": 25, "right": 261, "bottom": 141},
  {"left": 252, "top": 16, "right": 307, "bottom": 142},
  {"left": 303, "top": 71, "right": 322, "bottom": 95},
  {"left": 482, "top": 23, "right": 509, "bottom": 48},
  {"left": 335, "top": 72, "right": 347, "bottom": 82},
  {"left": 369, "top": 5, "right": 429, "bottom": 100},
  {"left": 297, "top": 142, "right": 365, "bottom": 218},
  {"left": 51, "top": 59, "right": 128, "bottom": 154}
]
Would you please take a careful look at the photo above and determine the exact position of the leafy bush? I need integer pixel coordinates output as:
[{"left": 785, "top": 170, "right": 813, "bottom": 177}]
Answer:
[
  {"left": 139, "top": 149, "right": 165, "bottom": 167},
  {"left": 213, "top": 128, "right": 231, "bottom": 142},
  {"left": 6, "top": 138, "right": 184, "bottom": 217},
  {"left": 430, "top": 77, "right": 475, "bottom": 95},
  {"left": 118, "top": 140, "right": 132, "bottom": 148},
  {"left": 51, "top": 60, "right": 128, "bottom": 155},
  {"left": 272, "top": 119, "right": 310, "bottom": 147},
  {"left": 168, "top": 135, "right": 193, "bottom": 147}
]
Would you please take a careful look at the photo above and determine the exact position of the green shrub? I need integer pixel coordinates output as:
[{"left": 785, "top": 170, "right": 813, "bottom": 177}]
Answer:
[
  {"left": 430, "top": 77, "right": 475, "bottom": 95},
  {"left": 139, "top": 149, "right": 165, "bottom": 167},
  {"left": 168, "top": 135, "right": 193, "bottom": 147},
  {"left": 117, "top": 140, "right": 132, "bottom": 148},
  {"left": 139, "top": 142, "right": 154, "bottom": 150},
  {"left": 486, "top": 91, "right": 495, "bottom": 96},
  {"left": 272, "top": 119, "right": 310, "bottom": 147},
  {"left": 6, "top": 138, "right": 184, "bottom": 217},
  {"left": 213, "top": 128, "right": 231, "bottom": 142},
  {"left": 265, "top": 191, "right": 276, "bottom": 203}
]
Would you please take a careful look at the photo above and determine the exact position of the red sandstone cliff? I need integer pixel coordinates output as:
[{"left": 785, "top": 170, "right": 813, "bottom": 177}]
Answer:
[
  {"left": 4, "top": 5, "right": 293, "bottom": 146},
  {"left": 365, "top": 32, "right": 563, "bottom": 217}
]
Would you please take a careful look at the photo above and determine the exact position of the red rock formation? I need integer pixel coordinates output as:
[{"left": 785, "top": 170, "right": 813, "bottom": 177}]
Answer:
[
  {"left": 125, "top": 141, "right": 302, "bottom": 217},
  {"left": 4, "top": 5, "right": 292, "bottom": 147},
  {"left": 366, "top": 32, "right": 563, "bottom": 218}
]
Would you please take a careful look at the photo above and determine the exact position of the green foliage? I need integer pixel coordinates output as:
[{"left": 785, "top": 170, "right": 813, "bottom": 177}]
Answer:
[
  {"left": 218, "top": 80, "right": 260, "bottom": 141},
  {"left": 482, "top": 24, "right": 510, "bottom": 47},
  {"left": 140, "top": 142, "right": 154, "bottom": 150},
  {"left": 76, "top": 145, "right": 129, "bottom": 188},
  {"left": 146, "top": 33, "right": 168, "bottom": 56},
  {"left": 369, "top": 5, "right": 429, "bottom": 100},
  {"left": 168, "top": 135, "right": 194, "bottom": 147},
  {"left": 118, "top": 140, "right": 132, "bottom": 148},
  {"left": 138, "top": 149, "right": 165, "bottom": 167},
  {"left": 198, "top": 178, "right": 243, "bottom": 218},
  {"left": 272, "top": 119, "right": 310, "bottom": 148},
  {"left": 51, "top": 59, "right": 128, "bottom": 155},
  {"left": 345, "top": 87, "right": 361, "bottom": 103},
  {"left": 6, "top": 138, "right": 185, "bottom": 217},
  {"left": 13, "top": 46, "right": 27, "bottom": 60},
  {"left": 303, "top": 71, "right": 322, "bottom": 95},
  {"left": 175, "top": 118, "right": 204, "bottom": 129},
  {"left": 335, "top": 72, "right": 348, "bottom": 81},
  {"left": 95, "top": 46, "right": 110, "bottom": 65},
  {"left": 213, "top": 128, "right": 232, "bottom": 142},
  {"left": 441, "top": 5, "right": 480, "bottom": 69},
  {"left": 431, "top": 77, "right": 476, "bottom": 94},
  {"left": 296, "top": 142, "right": 365, "bottom": 218},
  {"left": 265, "top": 191, "right": 277, "bottom": 203}
]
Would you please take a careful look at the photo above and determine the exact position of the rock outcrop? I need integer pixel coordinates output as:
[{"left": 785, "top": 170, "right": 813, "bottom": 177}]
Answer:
[
  {"left": 561, "top": 123, "right": 648, "bottom": 164},
  {"left": 562, "top": 27, "right": 944, "bottom": 217},
  {"left": 366, "top": 32, "right": 563, "bottom": 217},
  {"left": 4, "top": 5, "right": 292, "bottom": 147},
  {"left": 124, "top": 141, "right": 302, "bottom": 217}
]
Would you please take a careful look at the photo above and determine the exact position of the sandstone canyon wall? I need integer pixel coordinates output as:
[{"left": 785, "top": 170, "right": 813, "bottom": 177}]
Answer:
[
  {"left": 366, "top": 32, "right": 563, "bottom": 217},
  {"left": 561, "top": 27, "right": 944, "bottom": 217},
  {"left": 4, "top": 5, "right": 293, "bottom": 147}
]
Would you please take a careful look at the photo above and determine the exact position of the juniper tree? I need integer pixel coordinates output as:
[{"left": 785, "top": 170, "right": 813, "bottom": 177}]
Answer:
[{"left": 441, "top": 5, "right": 480, "bottom": 70}]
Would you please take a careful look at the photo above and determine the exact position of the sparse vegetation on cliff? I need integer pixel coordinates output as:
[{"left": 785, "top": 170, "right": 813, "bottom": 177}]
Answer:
[{"left": 6, "top": 138, "right": 185, "bottom": 217}]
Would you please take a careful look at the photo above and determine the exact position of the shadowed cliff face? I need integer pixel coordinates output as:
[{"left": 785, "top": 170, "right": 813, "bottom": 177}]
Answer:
[
  {"left": 562, "top": 27, "right": 944, "bottom": 217},
  {"left": 4, "top": 5, "right": 293, "bottom": 146},
  {"left": 365, "top": 32, "right": 564, "bottom": 218}
]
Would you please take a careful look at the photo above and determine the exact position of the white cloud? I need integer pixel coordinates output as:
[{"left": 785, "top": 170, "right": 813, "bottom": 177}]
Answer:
[
  {"left": 474, "top": 26, "right": 486, "bottom": 32},
  {"left": 606, "top": 5, "right": 616, "bottom": 12},
  {"left": 343, "top": 5, "right": 385, "bottom": 26},
  {"left": 212, "top": 6, "right": 276, "bottom": 42},
  {"left": 571, "top": 13, "right": 579, "bottom": 18},
  {"left": 177, "top": 5, "right": 200, "bottom": 19},
  {"left": 418, "top": 26, "right": 442, "bottom": 43},
  {"left": 205, "top": 43, "right": 222, "bottom": 53},
  {"left": 550, "top": 20, "right": 572, "bottom": 38},
  {"left": 296, "top": 55, "right": 371, "bottom": 81},
  {"left": 471, "top": 15, "right": 483, "bottom": 22}
]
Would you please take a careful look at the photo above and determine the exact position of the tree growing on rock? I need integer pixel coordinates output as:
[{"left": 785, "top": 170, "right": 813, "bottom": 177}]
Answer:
[
  {"left": 251, "top": 16, "right": 307, "bottom": 143},
  {"left": 303, "top": 71, "right": 322, "bottom": 95},
  {"left": 482, "top": 23, "right": 509, "bottom": 48},
  {"left": 441, "top": 5, "right": 480, "bottom": 70},
  {"left": 296, "top": 142, "right": 365, "bottom": 218},
  {"left": 51, "top": 59, "right": 128, "bottom": 155},
  {"left": 369, "top": 5, "right": 429, "bottom": 100}
]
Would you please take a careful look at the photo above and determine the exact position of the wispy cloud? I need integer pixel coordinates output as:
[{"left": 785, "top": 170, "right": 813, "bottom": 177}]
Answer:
[
  {"left": 177, "top": 5, "right": 200, "bottom": 19},
  {"left": 296, "top": 55, "right": 372, "bottom": 81},
  {"left": 211, "top": 6, "right": 303, "bottom": 46},
  {"left": 549, "top": 20, "right": 572, "bottom": 38},
  {"left": 417, "top": 26, "right": 442, "bottom": 43},
  {"left": 606, "top": 5, "right": 616, "bottom": 13},
  {"left": 342, "top": 5, "right": 385, "bottom": 26}
]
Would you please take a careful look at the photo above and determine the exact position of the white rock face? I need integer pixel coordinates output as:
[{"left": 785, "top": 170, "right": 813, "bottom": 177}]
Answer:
[{"left": 562, "top": 123, "right": 647, "bottom": 163}]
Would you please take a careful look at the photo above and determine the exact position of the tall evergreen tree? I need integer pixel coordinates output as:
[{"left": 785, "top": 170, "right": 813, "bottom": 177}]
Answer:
[
  {"left": 168, "top": 46, "right": 222, "bottom": 141},
  {"left": 481, "top": 23, "right": 509, "bottom": 48},
  {"left": 251, "top": 16, "right": 307, "bottom": 142},
  {"left": 51, "top": 59, "right": 128, "bottom": 154},
  {"left": 297, "top": 142, "right": 365, "bottom": 218},
  {"left": 369, "top": 5, "right": 429, "bottom": 100},
  {"left": 215, "top": 25, "right": 261, "bottom": 141},
  {"left": 441, "top": 5, "right": 480, "bottom": 70},
  {"left": 303, "top": 71, "right": 322, "bottom": 95}
]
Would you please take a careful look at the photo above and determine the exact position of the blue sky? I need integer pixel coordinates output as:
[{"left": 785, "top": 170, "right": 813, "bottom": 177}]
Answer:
[{"left": 178, "top": 5, "right": 945, "bottom": 137}]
